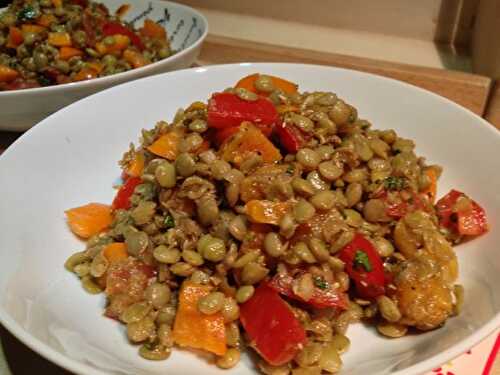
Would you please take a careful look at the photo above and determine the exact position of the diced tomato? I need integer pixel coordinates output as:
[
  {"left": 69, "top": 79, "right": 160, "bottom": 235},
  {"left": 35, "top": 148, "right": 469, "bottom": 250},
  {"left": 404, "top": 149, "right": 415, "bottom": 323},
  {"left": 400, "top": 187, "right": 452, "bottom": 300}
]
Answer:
[
  {"left": 379, "top": 190, "right": 432, "bottom": 219},
  {"left": 112, "top": 176, "right": 142, "bottom": 210},
  {"left": 274, "top": 122, "right": 309, "bottom": 154},
  {"left": 268, "top": 271, "right": 348, "bottom": 309},
  {"left": 102, "top": 21, "right": 144, "bottom": 50},
  {"left": 207, "top": 93, "right": 278, "bottom": 133},
  {"left": 104, "top": 258, "right": 156, "bottom": 319},
  {"left": 338, "top": 233, "right": 386, "bottom": 299},
  {"left": 435, "top": 189, "right": 488, "bottom": 236},
  {"left": 240, "top": 282, "right": 306, "bottom": 366}
]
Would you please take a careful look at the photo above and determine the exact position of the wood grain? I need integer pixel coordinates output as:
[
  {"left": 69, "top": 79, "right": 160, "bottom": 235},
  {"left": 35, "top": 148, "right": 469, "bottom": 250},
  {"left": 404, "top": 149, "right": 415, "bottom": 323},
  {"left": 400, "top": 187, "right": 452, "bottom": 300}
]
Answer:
[
  {"left": 485, "top": 81, "right": 500, "bottom": 130},
  {"left": 199, "top": 35, "right": 492, "bottom": 116}
]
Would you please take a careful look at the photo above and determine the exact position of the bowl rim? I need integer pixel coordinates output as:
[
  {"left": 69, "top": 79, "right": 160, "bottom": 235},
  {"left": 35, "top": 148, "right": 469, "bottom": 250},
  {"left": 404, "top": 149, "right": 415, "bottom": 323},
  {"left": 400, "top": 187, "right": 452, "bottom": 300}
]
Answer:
[
  {"left": 0, "top": 62, "right": 499, "bottom": 375},
  {"left": 0, "top": 0, "right": 208, "bottom": 98}
]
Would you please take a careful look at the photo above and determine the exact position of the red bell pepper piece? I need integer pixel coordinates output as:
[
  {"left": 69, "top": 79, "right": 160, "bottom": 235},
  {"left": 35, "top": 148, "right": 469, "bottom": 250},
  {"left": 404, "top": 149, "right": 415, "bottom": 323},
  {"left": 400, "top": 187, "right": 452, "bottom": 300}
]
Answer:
[
  {"left": 274, "top": 122, "right": 309, "bottom": 154},
  {"left": 338, "top": 233, "right": 386, "bottom": 299},
  {"left": 214, "top": 126, "right": 240, "bottom": 145},
  {"left": 102, "top": 21, "right": 144, "bottom": 50},
  {"left": 435, "top": 189, "right": 488, "bottom": 236},
  {"left": 207, "top": 93, "right": 278, "bottom": 134},
  {"left": 240, "top": 282, "right": 306, "bottom": 366},
  {"left": 112, "top": 176, "right": 142, "bottom": 210},
  {"left": 268, "top": 271, "right": 348, "bottom": 310}
]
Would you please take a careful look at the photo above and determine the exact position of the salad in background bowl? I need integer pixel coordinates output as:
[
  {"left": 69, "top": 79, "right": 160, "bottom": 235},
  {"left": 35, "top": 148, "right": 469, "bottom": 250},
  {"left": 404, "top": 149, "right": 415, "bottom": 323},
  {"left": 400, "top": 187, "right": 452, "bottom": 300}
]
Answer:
[{"left": 0, "top": 0, "right": 208, "bottom": 131}]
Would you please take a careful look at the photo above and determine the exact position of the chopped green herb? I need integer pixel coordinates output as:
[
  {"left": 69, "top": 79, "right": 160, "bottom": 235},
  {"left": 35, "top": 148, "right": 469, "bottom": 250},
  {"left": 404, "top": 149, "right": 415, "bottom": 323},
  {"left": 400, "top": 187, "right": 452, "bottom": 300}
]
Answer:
[
  {"left": 164, "top": 214, "right": 175, "bottom": 228},
  {"left": 313, "top": 276, "right": 329, "bottom": 290},
  {"left": 286, "top": 164, "right": 295, "bottom": 175},
  {"left": 354, "top": 250, "right": 372, "bottom": 272},
  {"left": 37, "top": 76, "right": 52, "bottom": 87},
  {"left": 384, "top": 176, "right": 406, "bottom": 191},
  {"left": 348, "top": 113, "right": 356, "bottom": 123},
  {"left": 17, "top": 5, "right": 37, "bottom": 22}
]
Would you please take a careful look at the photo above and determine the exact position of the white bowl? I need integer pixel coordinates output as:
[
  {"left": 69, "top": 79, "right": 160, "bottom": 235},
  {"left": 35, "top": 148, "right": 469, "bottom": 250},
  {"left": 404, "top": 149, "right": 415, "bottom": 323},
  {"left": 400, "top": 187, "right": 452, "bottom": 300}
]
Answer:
[
  {"left": 0, "top": 0, "right": 208, "bottom": 131},
  {"left": 0, "top": 63, "right": 499, "bottom": 375}
]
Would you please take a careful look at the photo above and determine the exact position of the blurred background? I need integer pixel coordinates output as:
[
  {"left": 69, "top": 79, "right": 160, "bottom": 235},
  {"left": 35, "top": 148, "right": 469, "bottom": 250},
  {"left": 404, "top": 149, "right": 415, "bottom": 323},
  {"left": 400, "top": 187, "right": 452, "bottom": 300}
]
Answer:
[{"left": 178, "top": 0, "right": 498, "bottom": 77}]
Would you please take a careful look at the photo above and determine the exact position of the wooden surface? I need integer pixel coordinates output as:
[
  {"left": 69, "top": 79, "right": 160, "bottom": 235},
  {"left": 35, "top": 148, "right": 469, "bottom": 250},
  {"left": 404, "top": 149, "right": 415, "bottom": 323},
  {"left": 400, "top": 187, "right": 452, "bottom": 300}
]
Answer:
[
  {"left": 485, "top": 81, "right": 500, "bottom": 130},
  {"left": 199, "top": 35, "right": 492, "bottom": 116},
  {"left": 1, "top": 34, "right": 500, "bottom": 374}
]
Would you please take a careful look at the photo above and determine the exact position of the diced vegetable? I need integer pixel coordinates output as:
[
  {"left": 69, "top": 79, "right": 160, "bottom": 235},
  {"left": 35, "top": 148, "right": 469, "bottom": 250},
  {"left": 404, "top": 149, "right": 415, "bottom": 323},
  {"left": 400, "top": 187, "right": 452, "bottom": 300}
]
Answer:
[
  {"left": 338, "top": 233, "right": 386, "bottom": 299},
  {"left": 7, "top": 26, "right": 23, "bottom": 48},
  {"left": 52, "top": 0, "right": 63, "bottom": 8},
  {"left": 112, "top": 176, "right": 142, "bottom": 210},
  {"left": 65, "top": 203, "right": 112, "bottom": 239},
  {"left": 245, "top": 199, "right": 291, "bottom": 225},
  {"left": 73, "top": 67, "right": 98, "bottom": 81},
  {"left": 37, "top": 13, "right": 57, "bottom": 27},
  {"left": 435, "top": 189, "right": 488, "bottom": 236},
  {"left": 48, "top": 32, "right": 72, "bottom": 46},
  {"left": 269, "top": 271, "right": 348, "bottom": 309},
  {"left": 147, "top": 130, "right": 182, "bottom": 160},
  {"left": 274, "top": 122, "right": 309, "bottom": 153},
  {"left": 123, "top": 49, "right": 147, "bottom": 68},
  {"left": 235, "top": 74, "right": 298, "bottom": 96},
  {"left": 95, "top": 34, "right": 130, "bottom": 55},
  {"left": 240, "top": 282, "right": 306, "bottom": 366},
  {"left": 102, "top": 21, "right": 144, "bottom": 50},
  {"left": 59, "top": 46, "right": 84, "bottom": 60},
  {"left": 0, "top": 65, "right": 19, "bottom": 83},
  {"left": 21, "top": 24, "right": 46, "bottom": 34},
  {"left": 207, "top": 92, "right": 278, "bottom": 133},
  {"left": 103, "top": 242, "right": 128, "bottom": 263},
  {"left": 421, "top": 168, "right": 438, "bottom": 203},
  {"left": 214, "top": 126, "right": 240, "bottom": 145},
  {"left": 126, "top": 151, "right": 145, "bottom": 177},
  {"left": 172, "top": 281, "right": 227, "bottom": 356},
  {"left": 139, "top": 19, "right": 167, "bottom": 40},
  {"left": 221, "top": 123, "right": 282, "bottom": 164}
]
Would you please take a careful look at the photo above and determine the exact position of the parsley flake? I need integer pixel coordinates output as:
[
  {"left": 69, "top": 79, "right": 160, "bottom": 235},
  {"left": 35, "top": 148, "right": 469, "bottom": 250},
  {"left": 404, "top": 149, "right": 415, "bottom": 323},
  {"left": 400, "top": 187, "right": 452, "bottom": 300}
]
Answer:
[
  {"left": 354, "top": 250, "right": 372, "bottom": 272},
  {"left": 313, "top": 276, "right": 329, "bottom": 290},
  {"left": 383, "top": 176, "right": 407, "bottom": 191},
  {"left": 17, "top": 5, "right": 37, "bottom": 22},
  {"left": 164, "top": 214, "right": 175, "bottom": 229}
]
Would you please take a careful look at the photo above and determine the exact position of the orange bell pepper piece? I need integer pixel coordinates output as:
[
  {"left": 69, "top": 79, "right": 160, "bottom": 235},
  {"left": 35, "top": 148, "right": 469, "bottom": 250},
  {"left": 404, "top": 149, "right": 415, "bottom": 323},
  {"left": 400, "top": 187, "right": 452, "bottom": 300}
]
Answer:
[
  {"left": 0, "top": 65, "right": 19, "bottom": 83},
  {"left": 7, "top": 26, "right": 23, "bottom": 48},
  {"left": 65, "top": 203, "right": 112, "bottom": 239},
  {"left": 421, "top": 168, "right": 438, "bottom": 203},
  {"left": 95, "top": 34, "right": 130, "bottom": 55},
  {"left": 172, "top": 281, "right": 227, "bottom": 356},
  {"left": 87, "top": 61, "right": 104, "bottom": 74},
  {"left": 59, "top": 46, "right": 84, "bottom": 60},
  {"left": 73, "top": 67, "right": 99, "bottom": 81},
  {"left": 115, "top": 4, "right": 131, "bottom": 18},
  {"left": 245, "top": 199, "right": 292, "bottom": 225},
  {"left": 140, "top": 19, "right": 167, "bottom": 40},
  {"left": 103, "top": 243, "right": 128, "bottom": 263},
  {"left": 123, "top": 49, "right": 147, "bottom": 68},
  {"left": 221, "top": 123, "right": 282, "bottom": 164},
  {"left": 235, "top": 74, "right": 298, "bottom": 96},
  {"left": 48, "top": 32, "right": 72, "bottom": 47},
  {"left": 126, "top": 151, "right": 145, "bottom": 177},
  {"left": 37, "top": 14, "right": 57, "bottom": 27},
  {"left": 21, "top": 24, "right": 46, "bottom": 34},
  {"left": 147, "top": 130, "right": 181, "bottom": 160}
]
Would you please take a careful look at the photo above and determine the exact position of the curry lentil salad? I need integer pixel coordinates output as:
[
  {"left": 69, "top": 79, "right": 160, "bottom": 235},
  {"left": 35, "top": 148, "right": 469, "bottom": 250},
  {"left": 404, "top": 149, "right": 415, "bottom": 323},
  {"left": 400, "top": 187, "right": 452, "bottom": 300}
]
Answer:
[
  {"left": 64, "top": 73, "right": 489, "bottom": 373},
  {"left": 0, "top": 0, "right": 173, "bottom": 90}
]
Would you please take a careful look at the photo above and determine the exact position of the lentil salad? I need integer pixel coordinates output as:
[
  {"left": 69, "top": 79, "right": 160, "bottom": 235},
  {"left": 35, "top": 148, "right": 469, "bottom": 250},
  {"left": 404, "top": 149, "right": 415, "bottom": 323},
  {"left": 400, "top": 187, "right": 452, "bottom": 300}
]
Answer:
[
  {"left": 64, "top": 73, "right": 489, "bottom": 374},
  {"left": 0, "top": 0, "right": 173, "bottom": 90}
]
